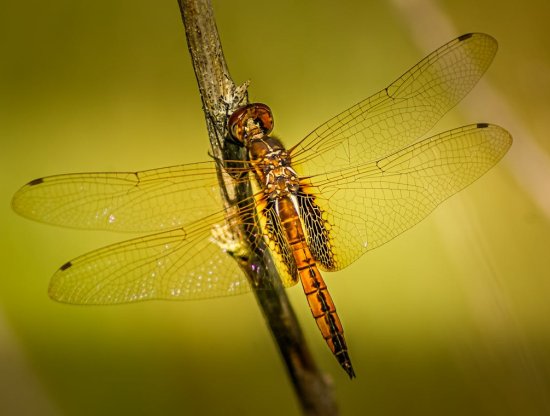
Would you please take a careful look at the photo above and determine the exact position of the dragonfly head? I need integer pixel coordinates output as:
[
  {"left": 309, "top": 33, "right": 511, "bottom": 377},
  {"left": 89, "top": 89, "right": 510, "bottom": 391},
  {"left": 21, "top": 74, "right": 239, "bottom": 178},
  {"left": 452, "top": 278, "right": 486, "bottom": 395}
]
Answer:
[{"left": 228, "top": 103, "right": 274, "bottom": 144}]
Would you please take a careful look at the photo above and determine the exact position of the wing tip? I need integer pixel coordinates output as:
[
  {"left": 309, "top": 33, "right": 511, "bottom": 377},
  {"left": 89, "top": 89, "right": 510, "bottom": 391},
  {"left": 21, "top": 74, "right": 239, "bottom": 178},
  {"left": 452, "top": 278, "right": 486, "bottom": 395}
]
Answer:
[
  {"left": 458, "top": 32, "right": 496, "bottom": 43},
  {"left": 12, "top": 177, "right": 45, "bottom": 216},
  {"left": 456, "top": 32, "right": 498, "bottom": 54},
  {"left": 472, "top": 123, "right": 513, "bottom": 158}
]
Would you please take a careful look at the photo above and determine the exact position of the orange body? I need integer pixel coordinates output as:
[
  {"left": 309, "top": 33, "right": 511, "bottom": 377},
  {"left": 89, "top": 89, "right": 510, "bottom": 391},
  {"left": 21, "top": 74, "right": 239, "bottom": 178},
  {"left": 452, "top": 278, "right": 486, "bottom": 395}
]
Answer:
[{"left": 229, "top": 104, "right": 355, "bottom": 378}]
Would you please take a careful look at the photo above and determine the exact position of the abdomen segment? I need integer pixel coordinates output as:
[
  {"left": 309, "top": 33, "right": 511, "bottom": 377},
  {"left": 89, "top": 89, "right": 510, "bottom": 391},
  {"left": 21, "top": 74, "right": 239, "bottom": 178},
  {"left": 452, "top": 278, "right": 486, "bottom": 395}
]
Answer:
[{"left": 277, "top": 196, "right": 355, "bottom": 378}]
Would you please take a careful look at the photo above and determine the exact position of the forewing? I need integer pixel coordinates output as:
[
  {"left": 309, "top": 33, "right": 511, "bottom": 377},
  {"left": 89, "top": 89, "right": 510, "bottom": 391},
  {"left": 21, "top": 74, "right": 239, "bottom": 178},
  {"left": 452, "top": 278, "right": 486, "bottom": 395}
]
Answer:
[
  {"left": 48, "top": 212, "right": 251, "bottom": 304},
  {"left": 291, "top": 33, "right": 497, "bottom": 175},
  {"left": 12, "top": 162, "right": 232, "bottom": 232},
  {"left": 304, "top": 124, "right": 512, "bottom": 270}
]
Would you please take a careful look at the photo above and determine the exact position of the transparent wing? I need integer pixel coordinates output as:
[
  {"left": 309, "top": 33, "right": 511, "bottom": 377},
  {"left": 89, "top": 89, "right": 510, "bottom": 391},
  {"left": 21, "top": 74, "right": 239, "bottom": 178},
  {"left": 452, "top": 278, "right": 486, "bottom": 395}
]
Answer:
[
  {"left": 48, "top": 211, "right": 253, "bottom": 304},
  {"left": 290, "top": 33, "right": 497, "bottom": 175},
  {"left": 12, "top": 161, "right": 237, "bottom": 233},
  {"left": 302, "top": 124, "right": 512, "bottom": 271}
]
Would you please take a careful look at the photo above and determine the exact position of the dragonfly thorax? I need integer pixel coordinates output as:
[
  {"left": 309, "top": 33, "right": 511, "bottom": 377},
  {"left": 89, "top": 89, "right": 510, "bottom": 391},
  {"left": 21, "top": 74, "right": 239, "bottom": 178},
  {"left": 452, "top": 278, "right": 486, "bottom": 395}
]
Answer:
[
  {"left": 248, "top": 137, "right": 300, "bottom": 200},
  {"left": 265, "top": 165, "right": 300, "bottom": 199}
]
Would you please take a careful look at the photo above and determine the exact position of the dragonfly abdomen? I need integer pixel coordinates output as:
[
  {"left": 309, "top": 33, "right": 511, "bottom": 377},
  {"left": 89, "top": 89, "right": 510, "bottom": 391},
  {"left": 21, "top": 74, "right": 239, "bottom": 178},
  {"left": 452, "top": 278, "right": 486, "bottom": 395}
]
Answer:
[{"left": 277, "top": 196, "right": 355, "bottom": 378}]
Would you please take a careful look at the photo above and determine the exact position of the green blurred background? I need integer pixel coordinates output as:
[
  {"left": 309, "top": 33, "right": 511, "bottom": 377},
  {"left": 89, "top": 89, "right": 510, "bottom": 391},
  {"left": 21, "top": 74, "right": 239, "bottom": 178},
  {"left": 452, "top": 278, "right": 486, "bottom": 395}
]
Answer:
[{"left": 1, "top": 0, "right": 550, "bottom": 415}]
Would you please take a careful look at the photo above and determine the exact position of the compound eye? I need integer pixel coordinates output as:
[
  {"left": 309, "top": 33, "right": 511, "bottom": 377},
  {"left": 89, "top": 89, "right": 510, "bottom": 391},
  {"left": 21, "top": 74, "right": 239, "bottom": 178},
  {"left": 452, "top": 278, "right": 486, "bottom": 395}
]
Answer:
[
  {"left": 228, "top": 103, "right": 274, "bottom": 142},
  {"left": 253, "top": 103, "right": 274, "bottom": 136},
  {"left": 228, "top": 107, "right": 247, "bottom": 143}
]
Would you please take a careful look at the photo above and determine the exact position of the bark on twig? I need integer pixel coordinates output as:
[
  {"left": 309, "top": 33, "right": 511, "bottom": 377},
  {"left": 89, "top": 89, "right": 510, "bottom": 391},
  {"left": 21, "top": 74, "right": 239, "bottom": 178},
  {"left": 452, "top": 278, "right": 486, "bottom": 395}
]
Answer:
[{"left": 177, "top": 1, "right": 337, "bottom": 414}]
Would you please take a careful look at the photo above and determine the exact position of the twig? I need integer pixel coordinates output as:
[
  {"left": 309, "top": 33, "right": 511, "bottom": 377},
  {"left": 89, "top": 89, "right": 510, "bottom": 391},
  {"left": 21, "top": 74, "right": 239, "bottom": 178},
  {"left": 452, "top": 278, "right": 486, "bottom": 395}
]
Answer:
[{"left": 177, "top": 0, "right": 337, "bottom": 414}]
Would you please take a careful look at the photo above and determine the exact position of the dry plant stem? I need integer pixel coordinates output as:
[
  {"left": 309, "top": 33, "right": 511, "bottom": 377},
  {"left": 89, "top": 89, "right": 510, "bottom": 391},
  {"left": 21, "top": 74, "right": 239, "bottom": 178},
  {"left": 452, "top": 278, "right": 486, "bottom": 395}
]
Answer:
[{"left": 177, "top": 0, "right": 337, "bottom": 414}]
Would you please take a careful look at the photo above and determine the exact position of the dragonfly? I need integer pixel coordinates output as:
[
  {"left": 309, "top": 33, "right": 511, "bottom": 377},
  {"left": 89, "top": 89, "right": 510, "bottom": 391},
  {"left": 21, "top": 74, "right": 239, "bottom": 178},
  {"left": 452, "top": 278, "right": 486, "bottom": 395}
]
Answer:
[{"left": 12, "top": 33, "right": 512, "bottom": 378}]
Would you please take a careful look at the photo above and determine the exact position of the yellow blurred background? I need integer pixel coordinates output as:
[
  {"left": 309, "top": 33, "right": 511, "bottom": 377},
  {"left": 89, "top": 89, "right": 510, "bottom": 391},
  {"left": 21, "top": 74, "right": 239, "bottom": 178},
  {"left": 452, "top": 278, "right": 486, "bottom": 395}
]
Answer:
[{"left": 1, "top": 0, "right": 550, "bottom": 415}]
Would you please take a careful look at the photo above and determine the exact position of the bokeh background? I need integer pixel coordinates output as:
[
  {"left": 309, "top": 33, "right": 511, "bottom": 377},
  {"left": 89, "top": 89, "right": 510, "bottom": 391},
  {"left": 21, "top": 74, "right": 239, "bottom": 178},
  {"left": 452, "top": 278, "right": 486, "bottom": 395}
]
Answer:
[{"left": 1, "top": 0, "right": 550, "bottom": 415}]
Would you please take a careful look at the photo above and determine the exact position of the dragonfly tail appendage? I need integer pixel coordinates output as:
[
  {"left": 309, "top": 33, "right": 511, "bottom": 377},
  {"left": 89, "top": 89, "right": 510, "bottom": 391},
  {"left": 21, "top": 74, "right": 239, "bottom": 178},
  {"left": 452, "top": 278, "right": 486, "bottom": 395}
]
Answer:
[{"left": 299, "top": 263, "right": 355, "bottom": 379}]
